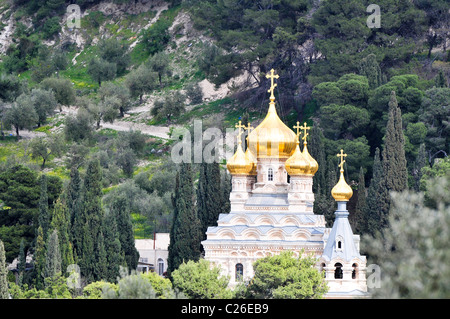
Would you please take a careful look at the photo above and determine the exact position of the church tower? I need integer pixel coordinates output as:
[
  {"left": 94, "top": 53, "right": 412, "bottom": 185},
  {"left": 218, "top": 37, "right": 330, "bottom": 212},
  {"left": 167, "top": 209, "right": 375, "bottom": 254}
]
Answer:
[
  {"left": 320, "top": 150, "right": 368, "bottom": 298},
  {"left": 202, "top": 70, "right": 368, "bottom": 297}
]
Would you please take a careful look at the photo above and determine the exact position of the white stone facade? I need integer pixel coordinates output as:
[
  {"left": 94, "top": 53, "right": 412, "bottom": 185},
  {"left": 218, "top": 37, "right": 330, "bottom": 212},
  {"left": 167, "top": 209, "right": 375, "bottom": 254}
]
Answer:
[{"left": 202, "top": 160, "right": 369, "bottom": 298}]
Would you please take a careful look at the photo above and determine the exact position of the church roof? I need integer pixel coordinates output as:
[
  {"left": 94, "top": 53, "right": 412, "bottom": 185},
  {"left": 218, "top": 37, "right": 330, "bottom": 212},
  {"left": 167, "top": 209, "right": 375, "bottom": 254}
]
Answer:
[{"left": 322, "top": 208, "right": 364, "bottom": 263}]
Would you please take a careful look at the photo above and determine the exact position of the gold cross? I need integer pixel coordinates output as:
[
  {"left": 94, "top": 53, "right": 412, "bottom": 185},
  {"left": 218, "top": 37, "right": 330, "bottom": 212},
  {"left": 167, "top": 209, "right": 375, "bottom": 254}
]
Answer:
[
  {"left": 266, "top": 69, "right": 279, "bottom": 101},
  {"left": 244, "top": 122, "right": 253, "bottom": 133},
  {"left": 293, "top": 121, "right": 302, "bottom": 138},
  {"left": 235, "top": 120, "right": 246, "bottom": 143},
  {"left": 299, "top": 122, "right": 310, "bottom": 142},
  {"left": 337, "top": 149, "right": 347, "bottom": 172}
]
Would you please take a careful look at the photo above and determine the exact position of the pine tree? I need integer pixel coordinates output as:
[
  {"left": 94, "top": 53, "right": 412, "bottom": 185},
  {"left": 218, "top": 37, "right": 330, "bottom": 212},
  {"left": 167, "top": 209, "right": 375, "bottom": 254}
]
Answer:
[
  {"left": 38, "top": 174, "right": 50, "bottom": 242},
  {"left": 45, "top": 229, "right": 62, "bottom": 279},
  {"left": 168, "top": 163, "right": 202, "bottom": 275},
  {"left": 380, "top": 91, "right": 408, "bottom": 228},
  {"left": 0, "top": 240, "right": 9, "bottom": 299}
]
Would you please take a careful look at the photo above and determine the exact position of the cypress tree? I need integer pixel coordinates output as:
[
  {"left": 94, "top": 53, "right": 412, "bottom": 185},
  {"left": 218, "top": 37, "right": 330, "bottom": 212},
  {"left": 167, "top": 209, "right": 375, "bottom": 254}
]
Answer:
[
  {"left": 309, "top": 124, "right": 326, "bottom": 196},
  {"left": 83, "top": 159, "right": 104, "bottom": 244},
  {"left": 50, "top": 196, "right": 74, "bottom": 273},
  {"left": 363, "top": 147, "right": 385, "bottom": 235},
  {"left": 358, "top": 53, "right": 384, "bottom": 89},
  {"left": 67, "top": 166, "right": 81, "bottom": 230},
  {"left": 44, "top": 229, "right": 62, "bottom": 279},
  {"left": 413, "top": 143, "right": 427, "bottom": 192},
  {"left": 0, "top": 240, "right": 8, "bottom": 299},
  {"left": 38, "top": 174, "right": 50, "bottom": 242},
  {"left": 197, "top": 162, "right": 222, "bottom": 243},
  {"left": 79, "top": 158, "right": 104, "bottom": 282},
  {"left": 221, "top": 169, "right": 231, "bottom": 214},
  {"left": 382, "top": 91, "right": 408, "bottom": 193},
  {"left": 34, "top": 226, "right": 46, "bottom": 290},
  {"left": 103, "top": 210, "right": 125, "bottom": 283},
  {"left": 380, "top": 91, "right": 408, "bottom": 228},
  {"left": 350, "top": 167, "right": 366, "bottom": 234},
  {"left": 18, "top": 238, "right": 26, "bottom": 286},
  {"left": 94, "top": 230, "right": 107, "bottom": 281},
  {"left": 110, "top": 194, "right": 139, "bottom": 272},
  {"left": 168, "top": 163, "right": 202, "bottom": 275}
]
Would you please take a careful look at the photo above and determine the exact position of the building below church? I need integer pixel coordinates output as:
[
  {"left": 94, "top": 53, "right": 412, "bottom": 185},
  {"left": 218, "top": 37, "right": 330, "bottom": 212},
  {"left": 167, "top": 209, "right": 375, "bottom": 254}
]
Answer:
[
  {"left": 202, "top": 70, "right": 369, "bottom": 298},
  {"left": 136, "top": 233, "right": 169, "bottom": 276}
]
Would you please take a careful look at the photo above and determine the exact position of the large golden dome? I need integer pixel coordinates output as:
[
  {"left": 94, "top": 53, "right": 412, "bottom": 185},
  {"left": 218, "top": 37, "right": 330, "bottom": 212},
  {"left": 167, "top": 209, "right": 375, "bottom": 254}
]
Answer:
[{"left": 247, "top": 102, "right": 297, "bottom": 159}]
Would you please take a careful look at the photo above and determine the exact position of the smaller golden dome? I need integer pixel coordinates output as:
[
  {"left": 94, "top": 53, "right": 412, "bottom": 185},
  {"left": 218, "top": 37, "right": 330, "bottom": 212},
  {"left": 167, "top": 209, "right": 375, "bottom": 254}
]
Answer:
[
  {"left": 331, "top": 149, "right": 353, "bottom": 201},
  {"left": 285, "top": 141, "right": 309, "bottom": 175},
  {"left": 227, "top": 141, "right": 253, "bottom": 175},
  {"left": 302, "top": 144, "right": 319, "bottom": 176},
  {"left": 331, "top": 171, "right": 353, "bottom": 201},
  {"left": 244, "top": 144, "right": 257, "bottom": 176}
]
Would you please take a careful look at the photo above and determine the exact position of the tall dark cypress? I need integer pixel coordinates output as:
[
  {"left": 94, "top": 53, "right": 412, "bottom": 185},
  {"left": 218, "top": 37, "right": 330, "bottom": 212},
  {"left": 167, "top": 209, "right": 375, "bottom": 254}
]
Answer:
[
  {"left": 110, "top": 194, "right": 139, "bottom": 272},
  {"left": 363, "top": 148, "right": 385, "bottom": 235},
  {"left": 382, "top": 91, "right": 408, "bottom": 193},
  {"left": 38, "top": 174, "right": 50, "bottom": 242},
  {"left": 221, "top": 169, "right": 231, "bottom": 214},
  {"left": 197, "top": 162, "right": 222, "bottom": 243},
  {"left": 68, "top": 166, "right": 83, "bottom": 264},
  {"left": 78, "top": 159, "right": 104, "bottom": 282},
  {"left": 103, "top": 210, "right": 125, "bottom": 283},
  {"left": 350, "top": 167, "right": 366, "bottom": 234},
  {"left": 380, "top": 91, "right": 408, "bottom": 228},
  {"left": 168, "top": 163, "right": 202, "bottom": 275}
]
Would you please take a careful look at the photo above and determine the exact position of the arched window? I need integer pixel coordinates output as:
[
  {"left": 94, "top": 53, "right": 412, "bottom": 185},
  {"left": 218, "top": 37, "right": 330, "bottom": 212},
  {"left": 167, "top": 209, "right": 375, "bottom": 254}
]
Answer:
[
  {"left": 336, "top": 236, "right": 343, "bottom": 251},
  {"left": 352, "top": 263, "right": 358, "bottom": 279},
  {"left": 320, "top": 263, "right": 326, "bottom": 278},
  {"left": 268, "top": 168, "right": 273, "bottom": 181},
  {"left": 235, "top": 263, "right": 244, "bottom": 282},
  {"left": 158, "top": 258, "right": 165, "bottom": 276},
  {"left": 334, "top": 263, "right": 343, "bottom": 279}
]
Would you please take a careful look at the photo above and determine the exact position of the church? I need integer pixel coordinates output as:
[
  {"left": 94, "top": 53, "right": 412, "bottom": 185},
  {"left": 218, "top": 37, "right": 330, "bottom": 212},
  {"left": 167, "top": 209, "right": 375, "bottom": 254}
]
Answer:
[{"left": 201, "top": 69, "right": 369, "bottom": 298}]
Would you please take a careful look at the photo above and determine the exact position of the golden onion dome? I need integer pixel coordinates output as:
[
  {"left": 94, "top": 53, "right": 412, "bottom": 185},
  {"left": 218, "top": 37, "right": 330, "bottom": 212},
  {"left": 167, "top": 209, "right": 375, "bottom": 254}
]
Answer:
[
  {"left": 285, "top": 140, "right": 310, "bottom": 175},
  {"left": 244, "top": 139, "right": 257, "bottom": 176},
  {"left": 247, "top": 102, "right": 297, "bottom": 159},
  {"left": 331, "top": 149, "right": 353, "bottom": 201},
  {"left": 302, "top": 144, "right": 319, "bottom": 176},
  {"left": 227, "top": 140, "right": 253, "bottom": 175}
]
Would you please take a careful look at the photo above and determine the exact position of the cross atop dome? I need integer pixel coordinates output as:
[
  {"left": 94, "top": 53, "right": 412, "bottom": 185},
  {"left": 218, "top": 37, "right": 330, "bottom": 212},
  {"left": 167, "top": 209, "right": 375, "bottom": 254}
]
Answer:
[{"left": 266, "top": 69, "right": 279, "bottom": 102}]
